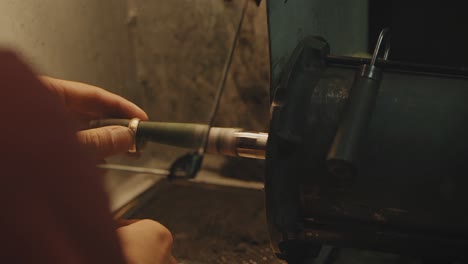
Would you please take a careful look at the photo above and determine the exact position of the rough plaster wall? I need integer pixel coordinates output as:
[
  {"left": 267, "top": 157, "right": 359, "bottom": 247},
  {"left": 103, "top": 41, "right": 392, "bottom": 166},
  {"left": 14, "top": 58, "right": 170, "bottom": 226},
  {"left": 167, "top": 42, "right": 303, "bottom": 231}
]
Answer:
[
  {"left": 130, "top": 0, "right": 270, "bottom": 181},
  {"left": 131, "top": 0, "right": 269, "bottom": 126},
  {"left": 0, "top": 0, "right": 138, "bottom": 101}
]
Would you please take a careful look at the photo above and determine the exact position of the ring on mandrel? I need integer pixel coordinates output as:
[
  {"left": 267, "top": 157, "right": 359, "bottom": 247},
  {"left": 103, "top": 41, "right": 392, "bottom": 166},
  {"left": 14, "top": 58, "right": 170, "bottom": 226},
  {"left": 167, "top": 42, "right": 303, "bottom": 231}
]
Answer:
[{"left": 128, "top": 118, "right": 140, "bottom": 153}]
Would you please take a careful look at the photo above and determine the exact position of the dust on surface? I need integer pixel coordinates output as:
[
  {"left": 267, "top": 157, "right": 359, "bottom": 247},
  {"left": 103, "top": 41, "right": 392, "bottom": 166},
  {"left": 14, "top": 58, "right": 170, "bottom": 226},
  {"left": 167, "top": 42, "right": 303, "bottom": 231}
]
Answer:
[{"left": 127, "top": 181, "right": 285, "bottom": 264}]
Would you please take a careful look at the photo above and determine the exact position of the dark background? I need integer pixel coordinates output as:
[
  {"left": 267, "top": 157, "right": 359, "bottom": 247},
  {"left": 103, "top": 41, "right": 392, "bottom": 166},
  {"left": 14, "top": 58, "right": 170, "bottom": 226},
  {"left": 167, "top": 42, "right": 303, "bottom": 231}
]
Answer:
[{"left": 369, "top": 2, "right": 468, "bottom": 67}]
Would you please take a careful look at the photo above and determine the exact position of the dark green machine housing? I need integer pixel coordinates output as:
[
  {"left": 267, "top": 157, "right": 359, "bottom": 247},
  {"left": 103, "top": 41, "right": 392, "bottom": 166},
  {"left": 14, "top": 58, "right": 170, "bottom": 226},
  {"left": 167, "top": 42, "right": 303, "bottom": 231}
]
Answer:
[{"left": 265, "top": 1, "right": 468, "bottom": 263}]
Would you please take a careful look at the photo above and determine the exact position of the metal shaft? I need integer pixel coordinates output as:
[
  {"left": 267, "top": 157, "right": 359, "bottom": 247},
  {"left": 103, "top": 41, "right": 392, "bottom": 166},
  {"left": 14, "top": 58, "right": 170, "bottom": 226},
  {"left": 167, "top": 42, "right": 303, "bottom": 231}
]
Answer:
[{"left": 90, "top": 119, "right": 267, "bottom": 159}]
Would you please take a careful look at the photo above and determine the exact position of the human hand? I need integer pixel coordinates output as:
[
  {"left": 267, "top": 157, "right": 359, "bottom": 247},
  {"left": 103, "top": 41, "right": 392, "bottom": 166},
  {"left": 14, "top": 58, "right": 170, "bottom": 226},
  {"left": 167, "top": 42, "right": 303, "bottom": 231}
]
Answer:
[
  {"left": 117, "top": 219, "right": 177, "bottom": 264},
  {"left": 39, "top": 76, "right": 149, "bottom": 159}
]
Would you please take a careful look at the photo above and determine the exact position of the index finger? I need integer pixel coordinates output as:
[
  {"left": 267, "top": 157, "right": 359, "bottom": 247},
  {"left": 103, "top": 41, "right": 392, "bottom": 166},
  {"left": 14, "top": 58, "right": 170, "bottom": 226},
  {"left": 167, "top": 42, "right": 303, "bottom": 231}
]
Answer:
[{"left": 39, "top": 76, "right": 149, "bottom": 120}]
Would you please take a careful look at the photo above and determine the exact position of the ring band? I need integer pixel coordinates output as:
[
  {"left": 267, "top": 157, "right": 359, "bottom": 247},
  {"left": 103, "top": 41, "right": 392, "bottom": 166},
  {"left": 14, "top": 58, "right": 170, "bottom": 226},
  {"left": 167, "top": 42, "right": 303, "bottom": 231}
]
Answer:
[{"left": 128, "top": 118, "right": 140, "bottom": 153}]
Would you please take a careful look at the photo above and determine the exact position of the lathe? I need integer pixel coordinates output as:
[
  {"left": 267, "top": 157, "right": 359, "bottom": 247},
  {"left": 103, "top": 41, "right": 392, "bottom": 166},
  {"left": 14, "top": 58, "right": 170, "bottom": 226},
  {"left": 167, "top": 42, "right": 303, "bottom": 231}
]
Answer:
[{"left": 96, "top": 1, "right": 468, "bottom": 263}]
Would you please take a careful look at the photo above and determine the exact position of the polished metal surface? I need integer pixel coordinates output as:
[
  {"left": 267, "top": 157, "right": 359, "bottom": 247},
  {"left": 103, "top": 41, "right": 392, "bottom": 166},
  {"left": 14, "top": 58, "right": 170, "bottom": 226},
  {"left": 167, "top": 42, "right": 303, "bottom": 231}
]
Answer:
[
  {"left": 206, "top": 127, "right": 241, "bottom": 157},
  {"left": 206, "top": 129, "right": 267, "bottom": 159},
  {"left": 205, "top": 128, "right": 267, "bottom": 159},
  {"left": 235, "top": 132, "right": 267, "bottom": 159}
]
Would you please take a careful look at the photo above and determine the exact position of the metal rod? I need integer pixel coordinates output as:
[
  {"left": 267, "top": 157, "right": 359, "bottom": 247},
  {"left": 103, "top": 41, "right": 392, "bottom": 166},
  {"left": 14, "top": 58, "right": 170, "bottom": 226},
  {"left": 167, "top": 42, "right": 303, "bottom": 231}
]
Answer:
[
  {"left": 326, "top": 55, "right": 468, "bottom": 79},
  {"left": 91, "top": 119, "right": 268, "bottom": 160},
  {"left": 98, "top": 164, "right": 170, "bottom": 176},
  {"left": 370, "top": 28, "right": 390, "bottom": 66},
  {"left": 199, "top": 0, "right": 249, "bottom": 156}
]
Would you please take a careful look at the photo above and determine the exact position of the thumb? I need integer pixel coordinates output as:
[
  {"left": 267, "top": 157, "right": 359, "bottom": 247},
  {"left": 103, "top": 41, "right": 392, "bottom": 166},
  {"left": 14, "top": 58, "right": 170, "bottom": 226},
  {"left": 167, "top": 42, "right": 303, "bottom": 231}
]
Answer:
[{"left": 76, "top": 126, "right": 134, "bottom": 159}]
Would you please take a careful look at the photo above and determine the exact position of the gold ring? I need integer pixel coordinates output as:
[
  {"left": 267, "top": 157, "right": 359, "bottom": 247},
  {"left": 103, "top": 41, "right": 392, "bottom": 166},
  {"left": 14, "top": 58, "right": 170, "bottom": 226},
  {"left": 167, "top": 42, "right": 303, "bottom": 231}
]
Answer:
[{"left": 128, "top": 118, "right": 140, "bottom": 153}]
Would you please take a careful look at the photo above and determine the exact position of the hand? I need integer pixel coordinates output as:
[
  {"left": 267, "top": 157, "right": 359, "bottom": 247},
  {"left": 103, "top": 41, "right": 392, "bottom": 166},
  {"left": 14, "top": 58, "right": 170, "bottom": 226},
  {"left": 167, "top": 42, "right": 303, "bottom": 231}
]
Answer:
[
  {"left": 39, "top": 76, "right": 149, "bottom": 159},
  {"left": 117, "top": 220, "right": 177, "bottom": 264}
]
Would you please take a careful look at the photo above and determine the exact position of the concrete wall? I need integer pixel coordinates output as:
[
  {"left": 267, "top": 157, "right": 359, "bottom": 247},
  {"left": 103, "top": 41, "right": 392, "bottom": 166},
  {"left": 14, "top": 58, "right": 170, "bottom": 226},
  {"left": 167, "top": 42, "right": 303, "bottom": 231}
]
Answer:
[{"left": 0, "top": 0, "right": 138, "bottom": 100}]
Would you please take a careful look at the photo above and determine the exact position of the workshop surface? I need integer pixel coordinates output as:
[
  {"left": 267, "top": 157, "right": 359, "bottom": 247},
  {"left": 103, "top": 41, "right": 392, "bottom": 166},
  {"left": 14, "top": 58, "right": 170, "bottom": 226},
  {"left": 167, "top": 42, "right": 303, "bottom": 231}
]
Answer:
[
  {"left": 125, "top": 181, "right": 284, "bottom": 264},
  {"left": 122, "top": 179, "right": 424, "bottom": 264},
  {"left": 3, "top": 1, "right": 455, "bottom": 263}
]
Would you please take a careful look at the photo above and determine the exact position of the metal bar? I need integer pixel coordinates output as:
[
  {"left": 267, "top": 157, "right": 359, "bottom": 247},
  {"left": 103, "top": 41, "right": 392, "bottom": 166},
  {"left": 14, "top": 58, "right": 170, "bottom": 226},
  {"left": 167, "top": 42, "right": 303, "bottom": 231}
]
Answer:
[
  {"left": 98, "top": 164, "right": 169, "bottom": 176},
  {"left": 101, "top": 163, "right": 264, "bottom": 190},
  {"left": 199, "top": 0, "right": 249, "bottom": 155},
  {"left": 91, "top": 119, "right": 268, "bottom": 159},
  {"left": 326, "top": 55, "right": 468, "bottom": 78}
]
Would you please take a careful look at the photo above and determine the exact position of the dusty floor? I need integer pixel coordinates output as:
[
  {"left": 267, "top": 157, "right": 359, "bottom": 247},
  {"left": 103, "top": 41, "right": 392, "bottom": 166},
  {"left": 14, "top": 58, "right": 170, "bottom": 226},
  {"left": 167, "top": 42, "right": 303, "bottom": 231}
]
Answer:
[
  {"left": 120, "top": 180, "right": 428, "bottom": 264},
  {"left": 123, "top": 181, "right": 284, "bottom": 264}
]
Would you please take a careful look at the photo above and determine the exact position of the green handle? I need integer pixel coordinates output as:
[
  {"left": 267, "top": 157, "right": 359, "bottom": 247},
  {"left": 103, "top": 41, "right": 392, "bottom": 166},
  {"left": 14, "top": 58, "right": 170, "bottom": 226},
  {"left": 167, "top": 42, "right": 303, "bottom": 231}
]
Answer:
[{"left": 90, "top": 119, "right": 208, "bottom": 150}]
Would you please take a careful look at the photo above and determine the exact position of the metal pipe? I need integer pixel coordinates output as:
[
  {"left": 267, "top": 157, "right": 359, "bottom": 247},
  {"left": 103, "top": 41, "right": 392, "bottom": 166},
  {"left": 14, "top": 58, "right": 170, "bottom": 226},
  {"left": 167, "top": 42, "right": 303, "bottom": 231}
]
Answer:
[
  {"left": 326, "top": 28, "right": 390, "bottom": 178},
  {"left": 235, "top": 131, "right": 268, "bottom": 159},
  {"left": 90, "top": 119, "right": 267, "bottom": 159}
]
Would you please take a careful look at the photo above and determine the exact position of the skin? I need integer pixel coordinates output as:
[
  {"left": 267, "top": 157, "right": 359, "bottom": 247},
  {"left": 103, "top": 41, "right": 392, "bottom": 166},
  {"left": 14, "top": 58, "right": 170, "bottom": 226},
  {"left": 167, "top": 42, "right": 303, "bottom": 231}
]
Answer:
[
  {"left": 39, "top": 76, "right": 177, "bottom": 264},
  {"left": 39, "top": 76, "right": 149, "bottom": 159},
  {"left": 117, "top": 220, "right": 178, "bottom": 264}
]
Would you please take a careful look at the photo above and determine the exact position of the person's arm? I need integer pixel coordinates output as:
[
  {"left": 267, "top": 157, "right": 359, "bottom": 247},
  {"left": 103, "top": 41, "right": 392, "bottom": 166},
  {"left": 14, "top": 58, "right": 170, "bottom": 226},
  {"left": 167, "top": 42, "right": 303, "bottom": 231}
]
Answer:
[
  {"left": 0, "top": 50, "right": 175, "bottom": 264},
  {"left": 39, "top": 77, "right": 177, "bottom": 264}
]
